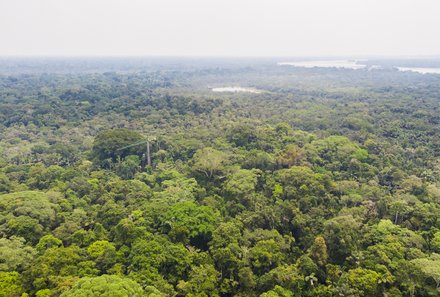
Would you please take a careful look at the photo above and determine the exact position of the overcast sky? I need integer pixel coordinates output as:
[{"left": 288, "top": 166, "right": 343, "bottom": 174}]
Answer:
[{"left": 1, "top": 0, "right": 439, "bottom": 57}]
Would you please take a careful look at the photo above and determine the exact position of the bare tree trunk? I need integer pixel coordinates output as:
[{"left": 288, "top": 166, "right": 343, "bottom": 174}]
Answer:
[{"left": 146, "top": 141, "right": 151, "bottom": 166}]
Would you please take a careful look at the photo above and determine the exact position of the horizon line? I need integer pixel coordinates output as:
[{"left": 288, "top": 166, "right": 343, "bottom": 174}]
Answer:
[{"left": 1, "top": 54, "right": 440, "bottom": 59}]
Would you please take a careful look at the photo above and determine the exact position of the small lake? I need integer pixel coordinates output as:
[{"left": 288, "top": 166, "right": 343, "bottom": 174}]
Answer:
[
  {"left": 397, "top": 67, "right": 440, "bottom": 74},
  {"left": 211, "top": 87, "right": 263, "bottom": 94},
  {"left": 278, "top": 60, "right": 366, "bottom": 69}
]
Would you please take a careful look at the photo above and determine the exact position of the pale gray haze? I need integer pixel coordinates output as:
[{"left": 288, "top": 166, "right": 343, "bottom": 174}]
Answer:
[{"left": 1, "top": 0, "right": 439, "bottom": 56}]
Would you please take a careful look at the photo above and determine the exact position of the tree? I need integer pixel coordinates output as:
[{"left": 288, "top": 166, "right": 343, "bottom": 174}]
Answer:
[
  {"left": 223, "top": 169, "right": 261, "bottom": 198},
  {"left": 241, "top": 149, "right": 274, "bottom": 170},
  {"left": 0, "top": 271, "right": 25, "bottom": 297},
  {"left": 412, "top": 254, "right": 440, "bottom": 288},
  {"left": 0, "top": 191, "right": 56, "bottom": 242},
  {"left": 371, "top": 220, "right": 424, "bottom": 250},
  {"left": 432, "top": 231, "right": 440, "bottom": 253},
  {"left": 339, "top": 268, "right": 381, "bottom": 297},
  {"left": 276, "top": 144, "right": 305, "bottom": 168},
  {"left": 307, "top": 135, "right": 368, "bottom": 177},
  {"left": 112, "top": 218, "right": 146, "bottom": 247},
  {"left": 129, "top": 234, "right": 192, "bottom": 286},
  {"left": 258, "top": 265, "right": 304, "bottom": 294},
  {"left": 60, "top": 275, "right": 144, "bottom": 297},
  {"left": 162, "top": 201, "right": 219, "bottom": 249},
  {"left": 249, "top": 239, "right": 285, "bottom": 275},
  {"left": 260, "top": 285, "right": 293, "bottom": 297},
  {"left": 36, "top": 235, "right": 63, "bottom": 253},
  {"left": 274, "top": 166, "right": 331, "bottom": 200},
  {"left": 309, "top": 236, "right": 328, "bottom": 267},
  {"left": 323, "top": 215, "right": 363, "bottom": 263},
  {"left": 223, "top": 168, "right": 261, "bottom": 209},
  {"left": 0, "top": 172, "right": 11, "bottom": 194},
  {"left": 210, "top": 222, "right": 243, "bottom": 288},
  {"left": 86, "top": 240, "right": 118, "bottom": 273},
  {"left": 29, "top": 245, "right": 90, "bottom": 291},
  {"left": 192, "top": 147, "right": 229, "bottom": 179},
  {"left": 0, "top": 236, "right": 36, "bottom": 272},
  {"left": 177, "top": 264, "right": 220, "bottom": 297},
  {"left": 92, "top": 128, "right": 144, "bottom": 165},
  {"left": 297, "top": 255, "right": 319, "bottom": 281},
  {"left": 227, "top": 124, "right": 258, "bottom": 148},
  {"left": 115, "top": 155, "right": 141, "bottom": 179}
]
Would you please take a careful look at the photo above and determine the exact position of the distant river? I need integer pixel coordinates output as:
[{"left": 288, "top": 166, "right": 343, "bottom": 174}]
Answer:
[
  {"left": 211, "top": 87, "right": 263, "bottom": 94},
  {"left": 277, "top": 60, "right": 366, "bottom": 69},
  {"left": 397, "top": 67, "right": 440, "bottom": 74},
  {"left": 277, "top": 60, "right": 440, "bottom": 75}
]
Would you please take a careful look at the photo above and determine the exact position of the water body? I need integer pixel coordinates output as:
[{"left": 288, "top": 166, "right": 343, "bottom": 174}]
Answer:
[
  {"left": 277, "top": 60, "right": 366, "bottom": 69},
  {"left": 211, "top": 87, "right": 263, "bottom": 94},
  {"left": 397, "top": 67, "right": 440, "bottom": 74}
]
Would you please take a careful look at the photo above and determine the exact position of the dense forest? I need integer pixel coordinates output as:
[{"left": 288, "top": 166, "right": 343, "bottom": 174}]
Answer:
[{"left": 1, "top": 58, "right": 440, "bottom": 296}]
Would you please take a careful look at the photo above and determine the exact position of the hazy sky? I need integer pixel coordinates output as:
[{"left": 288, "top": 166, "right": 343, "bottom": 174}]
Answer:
[{"left": 1, "top": 0, "right": 439, "bottom": 57}]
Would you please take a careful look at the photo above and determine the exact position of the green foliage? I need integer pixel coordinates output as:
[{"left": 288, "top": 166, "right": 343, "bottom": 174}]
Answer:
[
  {"left": 60, "top": 275, "right": 144, "bottom": 297},
  {"left": 0, "top": 271, "right": 25, "bottom": 297},
  {"left": 412, "top": 254, "right": 440, "bottom": 287},
  {"left": 29, "top": 245, "right": 92, "bottom": 291},
  {"left": 339, "top": 268, "right": 381, "bottom": 297},
  {"left": 276, "top": 144, "right": 305, "bottom": 168},
  {"left": 324, "top": 215, "right": 363, "bottom": 263},
  {"left": 249, "top": 239, "right": 286, "bottom": 275},
  {"left": 36, "top": 235, "right": 63, "bottom": 253},
  {"left": 223, "top": 169, "right": 261, "bottom": 198},
  {"left": 2, "top": 59, "right": 440, "bottom": 296},
  {"left": 35, "top": 289, "right": 51, "bottom": 297},
  {"left": 309, "top": 236, "right": 328, "bottom": 266},
  {"left": 86, "top": 240, "right": 118, "bottom": 272},
  {"left": 223, "top": 168, "right": 261, "bottom": 210},
  {"left": 92, "top": 128, "right": 144, "bottom": 165},
  {"left": 227, "top": 124, "right": 258, "bottom": 148},
  {"left": 191, "top": 147, "right": 229, "bottom": 179},
  {"left": 0, "top": 237, "right": 36, "bottom": 272},
  {"left": 129, "top": 235, "right": 192, "bottom": 283},
  {"left": 431, "top": 231, "right": 440, "bottom": 253},
  {"left": 275, "top": 166, "right": 331, "bottom": 198},
  {"left": 177, "top": 264, "right": 220, "bottom": 297},
  {"left": 0, "top": 191, "right": 56, "bottom": 242},
  {"left": 163, "top": 201, "right": 219, "bottom": 248},
  {"left": 258, "top": 265, "right": 304, "bottom": 294},
  {"left": 260, "top": 285, "right": 293, "bottom": 297}
]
